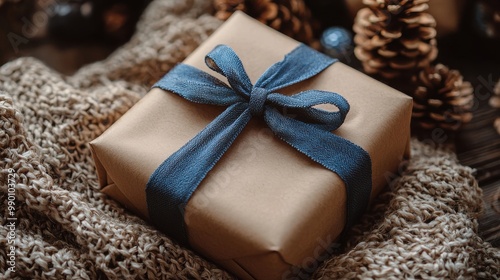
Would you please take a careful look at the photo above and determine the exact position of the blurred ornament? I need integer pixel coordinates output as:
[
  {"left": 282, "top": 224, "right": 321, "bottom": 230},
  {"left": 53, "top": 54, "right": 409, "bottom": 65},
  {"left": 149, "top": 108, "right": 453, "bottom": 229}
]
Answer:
[
  {"left": 412, "top": 64, "right": 474, "bottom": 131},
  {"left": 320, "top": 26, "right": 353, "bottom": 63},
  {"left": 213, "top": 0, "right": 320, "bottom": 48},
  {"left": 48, "top": 1, "right": 99, "bottom": 41},
  {"left": 473, "top": 0, "right": 500, "bottom": 39},
  {"left": 47, "top": 0, "right": 149, "bottom": 43},
  {"left": 489, "top": 79, "right": 500, "bottom": 134},
  {"left": 353, "top": 0, "right": 438, "bottom": 80}
]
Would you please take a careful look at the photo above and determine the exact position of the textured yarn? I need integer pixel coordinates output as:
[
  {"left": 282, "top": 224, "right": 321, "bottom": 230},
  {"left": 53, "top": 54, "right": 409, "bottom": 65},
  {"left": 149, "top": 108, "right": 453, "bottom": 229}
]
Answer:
[{"left": 0, "top": 0, "right": 499, "bottom": 279}]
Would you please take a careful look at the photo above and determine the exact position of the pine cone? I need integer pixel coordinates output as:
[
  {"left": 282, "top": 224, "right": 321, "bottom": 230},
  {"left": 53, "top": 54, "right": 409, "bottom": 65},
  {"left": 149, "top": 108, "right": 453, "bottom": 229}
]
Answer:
[
  {"left": 214, "top": 0, "right": 246, "bottom": 20},
  {"left": 213, "top": 0, "right": 319, "bottom": 48},
  {"left": 353, "top": 0, "right": 438, "bottom": 79},
  {"left": 489, "top": 79, "right": 500, "bottom": 134},
  {"left": 411, "top": 64, "right": 473, "bottom": 131}
]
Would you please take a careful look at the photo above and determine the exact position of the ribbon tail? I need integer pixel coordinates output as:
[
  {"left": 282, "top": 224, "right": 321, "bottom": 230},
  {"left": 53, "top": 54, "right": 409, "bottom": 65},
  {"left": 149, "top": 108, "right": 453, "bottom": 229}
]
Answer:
[
  {"left": 265, "top": 109, "right": 372, "bottom": 233},
  {"left": 146, "top": 102, "right": 251, "bottom": 244},
  {"left": 255, "top": 44, "right": 336, "bottom": 91},
  {"left": 153, "top": 64, "right": 245, "bottom": 106}
]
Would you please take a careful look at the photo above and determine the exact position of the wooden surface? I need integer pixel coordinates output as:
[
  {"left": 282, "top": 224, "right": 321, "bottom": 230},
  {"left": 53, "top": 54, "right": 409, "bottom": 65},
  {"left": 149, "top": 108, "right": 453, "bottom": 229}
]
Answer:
[
  {"left": 457, "top": 105, "right": 500, "bottom": 247},
  {"left": 437, "top": 28, "right": 500, "bottom": 248}
]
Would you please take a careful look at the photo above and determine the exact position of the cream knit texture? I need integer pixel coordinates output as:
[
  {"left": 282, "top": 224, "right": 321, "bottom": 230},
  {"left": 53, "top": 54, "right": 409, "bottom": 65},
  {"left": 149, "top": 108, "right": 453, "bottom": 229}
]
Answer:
[{"left": 1, "top": 0, "right": 499, "bottom": 279}]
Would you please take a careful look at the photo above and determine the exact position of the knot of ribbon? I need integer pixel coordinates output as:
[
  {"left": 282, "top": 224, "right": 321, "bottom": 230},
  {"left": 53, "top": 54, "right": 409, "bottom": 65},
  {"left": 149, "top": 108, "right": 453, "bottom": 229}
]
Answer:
[
  {"left": 147, "top": 44, "right": 372, "bottom": 245},
  {"left": 249, "top": 87, "right": 268, "bottom": 116}
]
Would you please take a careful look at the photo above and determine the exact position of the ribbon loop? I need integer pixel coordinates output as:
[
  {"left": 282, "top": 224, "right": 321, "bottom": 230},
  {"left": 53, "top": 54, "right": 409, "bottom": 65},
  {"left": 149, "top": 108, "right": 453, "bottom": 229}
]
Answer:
[
  {"left": 267, "top": 90, "right": 350, "bottom": 131},
  {"left": 149, "top": 44, "right": 372, "bottom": 245},
  {"left": 205, "top": 45, "right": 253, "bottom": 96}
]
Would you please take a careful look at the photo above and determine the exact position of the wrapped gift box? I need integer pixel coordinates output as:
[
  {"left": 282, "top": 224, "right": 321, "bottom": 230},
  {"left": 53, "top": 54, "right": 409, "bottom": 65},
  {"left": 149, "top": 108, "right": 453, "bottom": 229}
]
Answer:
[{"left": 90, "top": 11, "right": 412, "bottom": 279}]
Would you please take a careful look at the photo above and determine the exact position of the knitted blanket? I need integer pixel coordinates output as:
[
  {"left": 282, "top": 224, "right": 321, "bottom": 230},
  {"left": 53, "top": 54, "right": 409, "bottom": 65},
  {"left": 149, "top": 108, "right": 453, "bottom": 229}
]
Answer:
[{"left": 1, "top": 0, "right": 499, "bottom": 279}]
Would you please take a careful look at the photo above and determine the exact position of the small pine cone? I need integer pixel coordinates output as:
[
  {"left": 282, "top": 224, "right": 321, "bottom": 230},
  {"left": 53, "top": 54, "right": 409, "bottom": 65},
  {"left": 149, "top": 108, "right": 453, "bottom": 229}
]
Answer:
[
  {"left": 213, "top": 0, "right": 320, "bottom": 48},
  {"left": 412, "top": 64, "right": 474, "bottom": 131},
  {"left": 495, "top": 118, "right": 500, "bottom": 134},
  {"left": 489, "top": 79, "right": 500, "bottom": 134},
  {"left": 354, "top": 0, "right": 438, "bottom": 79},
  {"left": 214, "top": 0, "right": 246, "bottom": 21}
]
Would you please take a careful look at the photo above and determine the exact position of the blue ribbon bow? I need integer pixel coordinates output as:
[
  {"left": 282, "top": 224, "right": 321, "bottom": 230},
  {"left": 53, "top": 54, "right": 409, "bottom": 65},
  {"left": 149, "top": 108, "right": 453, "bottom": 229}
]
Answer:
[{"left": 147, "top": 44, "right": 372, "bottom": 245}]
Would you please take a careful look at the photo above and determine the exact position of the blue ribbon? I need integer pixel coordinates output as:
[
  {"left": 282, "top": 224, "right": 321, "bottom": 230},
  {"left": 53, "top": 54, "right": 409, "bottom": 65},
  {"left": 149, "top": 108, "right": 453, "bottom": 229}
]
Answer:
[{"left": 147, "top": 44, "right": 372, "bottom": 245}]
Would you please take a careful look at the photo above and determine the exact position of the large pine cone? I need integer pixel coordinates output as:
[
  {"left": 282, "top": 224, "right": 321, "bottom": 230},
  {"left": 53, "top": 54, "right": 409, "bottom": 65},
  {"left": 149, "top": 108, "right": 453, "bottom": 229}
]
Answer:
[
  {"left": 354, "top": 0, "right": 438, "bottom": 79},
  {"left": 489, "top": 79, "right": 500, "bottom": 134},
  {"left": 213, "top": 0, "right": 319, "bottom": 48},
  {"left": 412, "top": 64, "right": 474, "bottom": 131}
]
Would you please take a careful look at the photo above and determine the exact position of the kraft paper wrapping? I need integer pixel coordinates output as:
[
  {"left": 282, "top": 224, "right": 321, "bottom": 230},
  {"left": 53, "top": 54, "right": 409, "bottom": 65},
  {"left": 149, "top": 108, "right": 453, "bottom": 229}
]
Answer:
[{"left": 90, "top": 12, "right": 412, "bottom": 280}]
